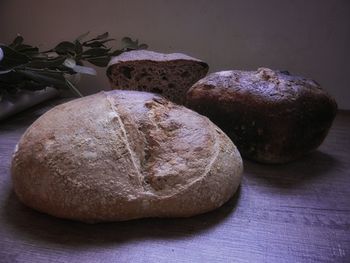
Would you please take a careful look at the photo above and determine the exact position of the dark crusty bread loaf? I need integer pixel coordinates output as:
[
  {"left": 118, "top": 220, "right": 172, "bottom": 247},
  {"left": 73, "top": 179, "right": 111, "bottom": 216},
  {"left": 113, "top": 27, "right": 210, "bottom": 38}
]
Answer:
[
  {"left": 107, "top": 50, "right": 208, "bottom": 104},
  {"left": 186, "top": 68, "right": 338, "bottom": 164},
  {"left": 11, "top": 90, "right": 243, "bottom": 223}
]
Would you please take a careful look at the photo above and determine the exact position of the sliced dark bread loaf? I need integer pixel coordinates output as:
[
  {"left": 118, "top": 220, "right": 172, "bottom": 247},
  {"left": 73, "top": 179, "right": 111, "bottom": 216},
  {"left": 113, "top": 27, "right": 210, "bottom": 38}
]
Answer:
[{"left": 107, "top": 50, "right": 208, "bottom": 104}]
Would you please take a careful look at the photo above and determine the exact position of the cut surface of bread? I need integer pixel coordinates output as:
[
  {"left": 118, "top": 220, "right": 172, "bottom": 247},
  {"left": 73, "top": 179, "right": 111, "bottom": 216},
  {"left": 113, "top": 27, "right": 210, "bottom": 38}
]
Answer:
[{"left": 107, "top": 50, "right": 209, "bottom": 104}]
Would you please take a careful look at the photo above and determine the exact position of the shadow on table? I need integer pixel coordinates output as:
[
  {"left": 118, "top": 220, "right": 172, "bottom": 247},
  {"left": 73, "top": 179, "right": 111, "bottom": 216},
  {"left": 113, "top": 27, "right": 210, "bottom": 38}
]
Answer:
[
  {"left": 3, "top": 186, "right": 241, "bottom": 247},
  {"left": 243, "top": 150, "right": 341, "bottom": 188}
]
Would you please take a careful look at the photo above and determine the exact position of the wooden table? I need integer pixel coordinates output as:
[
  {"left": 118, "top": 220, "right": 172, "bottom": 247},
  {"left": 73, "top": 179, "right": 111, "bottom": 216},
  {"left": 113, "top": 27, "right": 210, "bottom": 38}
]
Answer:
[{"left": 0, "top": 100, "right": 349, "bottom": 263}]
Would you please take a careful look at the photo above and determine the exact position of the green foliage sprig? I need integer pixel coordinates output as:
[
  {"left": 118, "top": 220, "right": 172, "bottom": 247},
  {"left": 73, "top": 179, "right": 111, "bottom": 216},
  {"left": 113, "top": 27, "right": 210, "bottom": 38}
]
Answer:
[{"left": 0, "top": 32, "right": 147, "bottom": 100}]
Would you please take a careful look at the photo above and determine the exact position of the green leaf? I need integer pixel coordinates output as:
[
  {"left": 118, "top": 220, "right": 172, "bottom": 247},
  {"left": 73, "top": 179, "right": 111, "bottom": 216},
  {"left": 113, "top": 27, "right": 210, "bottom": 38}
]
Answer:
[
  {"left": 0, "top": 70, "right": 25, "bottom": 84},
  {"left": 138, "top": 43, "right": 148, "bottom": 49},
  {"left": 54, "top": 41, "right": 76, "bottom": 55},
  {"left": 16, "top": 68, "right": 67, "bottom": 89},
  {"left": 121, "top": 37, "right": 133, "bottom": 47},
  {"left": 121, "top": 37, "right": 132, "bottom": 45},
  {"left": 83, "top": 39, "right": 114, "bottom": 48},
  {"left": 121, "top": 37, "right": 140, "bottom": 50},
  {"left": 0, "top": 45, "right": 30, "bottom": 70},
  {"left": 92, "top": 32, "right": 109, "bottom": 41},
  {"left": 25, "top": 56, "right": 66, "bottom": 69},
  {"left": 111, "top": 49, "right": 122, "bottom": 56},
  {"left": 9, "top": 35, "right": 24, "bottom": 48},
  {"left": 83, "top": 32, "right": 109, "bottom": 45},
  {"left": 86, "top": 56, "right": 110, "bottom": 67},
  {"left": 75, "top": 41, "right": 83, "bottom": 55},
  {"left": 16, "top": 45, "right": 40, "bottom": 57},
  {"left": 82, "top": 48, "right": 110, "bottom": 57},
  {"left": 15, "top": 44, "right": 33, "bottom": 51},
  {"left": 75, "top": 31, "right": 90, "bottom": 42},
  {"left": 83, "top": 41, "right": 105, "bottom": 48}
]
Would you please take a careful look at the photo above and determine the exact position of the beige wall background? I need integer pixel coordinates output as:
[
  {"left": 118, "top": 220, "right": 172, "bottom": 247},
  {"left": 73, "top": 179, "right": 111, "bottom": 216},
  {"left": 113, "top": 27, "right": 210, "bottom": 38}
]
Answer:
[{"left": 1, "top": 0, "right": 349, "bottom": 109}]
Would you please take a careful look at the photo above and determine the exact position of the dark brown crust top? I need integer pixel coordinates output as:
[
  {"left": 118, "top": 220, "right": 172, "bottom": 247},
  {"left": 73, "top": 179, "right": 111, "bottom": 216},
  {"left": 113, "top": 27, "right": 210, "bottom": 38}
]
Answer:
[
  {"left": 186, "top": 68, "right": 338, "bottom": 163},
  {"left": 189, "top": 68, "right": 332, "bottom": 105}
]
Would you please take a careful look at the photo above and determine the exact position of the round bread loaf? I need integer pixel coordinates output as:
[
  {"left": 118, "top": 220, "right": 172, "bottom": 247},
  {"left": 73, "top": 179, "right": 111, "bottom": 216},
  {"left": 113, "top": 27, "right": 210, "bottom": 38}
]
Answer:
[
  {"left": 106, "top": 50, "right": 209, "bottom": 104},
  {"left": 186, "top": 68, "right": 338, "bottom": 164},
  {"left": 11, "top": 90, "right": 243, "bottom": 223}
]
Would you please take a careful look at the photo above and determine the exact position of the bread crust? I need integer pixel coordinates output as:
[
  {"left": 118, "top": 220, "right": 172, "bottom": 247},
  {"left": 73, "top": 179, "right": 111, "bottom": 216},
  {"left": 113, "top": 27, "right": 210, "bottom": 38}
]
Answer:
[
  {"left": 186, "top": 68, "right": 338, "bottom": 163},
  {"left": 11, "top": 90, "right": 242, "bottom": 223}
]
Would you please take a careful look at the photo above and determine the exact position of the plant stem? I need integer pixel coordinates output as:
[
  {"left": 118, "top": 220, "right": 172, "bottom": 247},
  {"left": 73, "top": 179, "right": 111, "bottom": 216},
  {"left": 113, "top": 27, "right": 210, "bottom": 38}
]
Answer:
[{"left": 65, "top": 79, "right": 83, "bottom": 97}]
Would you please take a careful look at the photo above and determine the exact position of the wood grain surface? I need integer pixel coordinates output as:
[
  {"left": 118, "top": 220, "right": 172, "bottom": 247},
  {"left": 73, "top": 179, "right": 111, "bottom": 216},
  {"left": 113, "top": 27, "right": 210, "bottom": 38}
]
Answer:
[{"left": 0, "top": 99, "right": 349, "bottom": 263}]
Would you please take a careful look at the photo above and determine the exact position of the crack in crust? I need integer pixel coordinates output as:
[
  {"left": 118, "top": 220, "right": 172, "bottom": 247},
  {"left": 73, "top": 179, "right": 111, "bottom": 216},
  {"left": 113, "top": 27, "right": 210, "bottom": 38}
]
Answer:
[
  {"left": 106, "top": 91, "right": 221, "bottom": 198},
  {"left": 141, "top": 98, "right": 221, "bottom": 198},
  {"left": 105, "top": 94, "right": 144, "bottom": 190}
]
